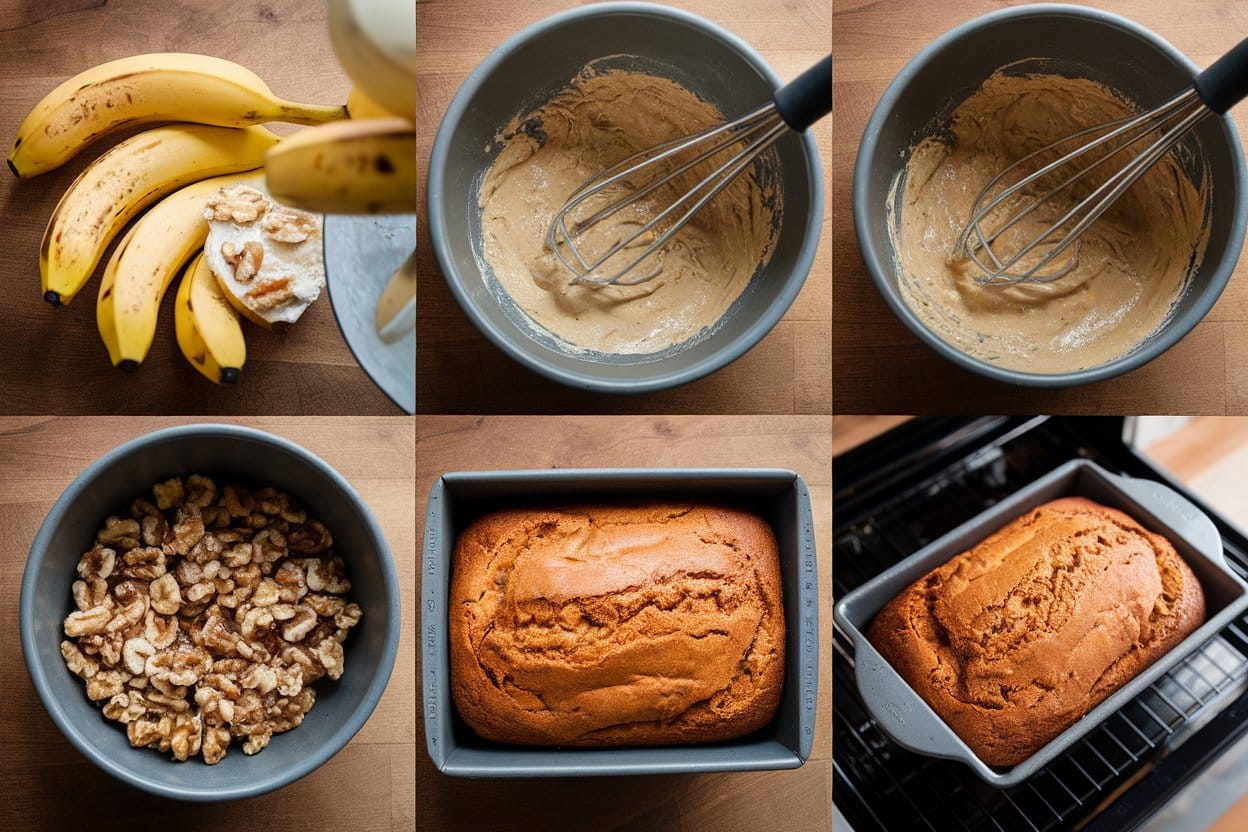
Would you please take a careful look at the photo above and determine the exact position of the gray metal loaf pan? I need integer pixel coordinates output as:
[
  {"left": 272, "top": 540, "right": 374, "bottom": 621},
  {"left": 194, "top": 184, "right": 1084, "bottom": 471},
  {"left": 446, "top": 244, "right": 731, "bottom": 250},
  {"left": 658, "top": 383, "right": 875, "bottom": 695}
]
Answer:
[
  {"left": 833, "top": 459, "right": 1248, "bottom": 787},
  {"left": 422, "top": 468, "right": 818, "bottom": 777}
]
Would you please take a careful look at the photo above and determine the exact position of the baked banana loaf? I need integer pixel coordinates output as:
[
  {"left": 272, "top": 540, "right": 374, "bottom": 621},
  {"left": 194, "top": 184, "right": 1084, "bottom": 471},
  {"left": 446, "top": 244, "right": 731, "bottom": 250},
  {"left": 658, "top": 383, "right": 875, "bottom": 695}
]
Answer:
[
  {"left": 868, "top": 497, "right": 1205, "bottom": 767},
  {"left": 449, "top": 504, "right": 785, "bottom": 746}
]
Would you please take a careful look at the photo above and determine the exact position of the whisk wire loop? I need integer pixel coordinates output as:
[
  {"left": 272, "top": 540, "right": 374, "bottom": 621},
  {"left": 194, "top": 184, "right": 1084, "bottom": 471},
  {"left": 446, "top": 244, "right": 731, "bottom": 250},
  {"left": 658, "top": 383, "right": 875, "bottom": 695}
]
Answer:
[
  {"left": 543, "top": 55, "right": 831, "bottom": 287},
  {"left": 546, "top": 104, "right": 784, "bottom": 287},
  {"left": 956, "top": 87, "right": 1212, "bottom": 285}
]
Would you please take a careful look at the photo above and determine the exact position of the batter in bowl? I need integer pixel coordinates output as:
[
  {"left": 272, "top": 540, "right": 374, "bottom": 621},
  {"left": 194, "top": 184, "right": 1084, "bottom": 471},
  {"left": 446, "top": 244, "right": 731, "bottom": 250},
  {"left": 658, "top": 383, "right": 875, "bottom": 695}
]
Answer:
[
  {"left": 889, "top": 71, "right": 1210, "bottom": 374},
  {"left": 478, "top": 64, "right": 777, "bottom": 355}
]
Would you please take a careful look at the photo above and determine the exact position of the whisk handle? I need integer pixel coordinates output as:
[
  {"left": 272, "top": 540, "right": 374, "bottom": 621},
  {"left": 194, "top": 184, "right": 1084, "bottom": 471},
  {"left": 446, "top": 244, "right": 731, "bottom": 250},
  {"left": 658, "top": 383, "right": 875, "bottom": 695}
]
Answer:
[
  {"left": 774, "top": 54, "right": 832, "bottom": 131},
  {"left": 1195, "top": 36, "right": 1248, "bottom": 114}
]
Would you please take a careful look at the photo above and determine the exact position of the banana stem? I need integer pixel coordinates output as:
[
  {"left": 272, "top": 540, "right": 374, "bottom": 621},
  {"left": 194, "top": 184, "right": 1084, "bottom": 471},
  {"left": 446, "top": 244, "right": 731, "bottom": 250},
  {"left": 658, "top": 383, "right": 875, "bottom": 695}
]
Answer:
[{"left": 276, "top": 101, "right": 351, "bottom": 125}]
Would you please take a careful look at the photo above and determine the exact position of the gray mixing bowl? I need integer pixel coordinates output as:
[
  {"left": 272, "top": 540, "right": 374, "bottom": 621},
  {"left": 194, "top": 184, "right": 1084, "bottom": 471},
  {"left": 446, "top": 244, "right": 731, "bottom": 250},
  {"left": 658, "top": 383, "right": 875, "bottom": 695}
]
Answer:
[
  {"left": 854, "top": 4, "right": 1248, "bottom": 387},
  {"left": 428, "top": 2, "right": 824, "bottom": 393},
  {"left": 19, "top": 424, "right": 401, "bottom": 801}
]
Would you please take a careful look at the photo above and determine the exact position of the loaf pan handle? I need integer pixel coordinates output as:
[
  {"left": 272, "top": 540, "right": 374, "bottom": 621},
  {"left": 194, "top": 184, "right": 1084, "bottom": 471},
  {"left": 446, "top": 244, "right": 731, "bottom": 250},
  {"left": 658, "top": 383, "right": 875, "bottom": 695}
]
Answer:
[
  {"left": 1104, "top": 471, "right": 1226, "bottom": 566},
  {"left": 852, "top": 638, "right": 974, "bottom": 764}
]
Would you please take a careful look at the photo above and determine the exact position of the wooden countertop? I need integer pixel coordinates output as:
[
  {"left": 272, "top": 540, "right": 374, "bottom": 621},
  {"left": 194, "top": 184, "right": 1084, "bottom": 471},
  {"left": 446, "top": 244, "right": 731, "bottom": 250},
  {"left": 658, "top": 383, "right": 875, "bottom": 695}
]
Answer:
[
  {"left": 415, "top": 0, "right": 832, "bottom": 414},
  {"left": 832, "top": 0, "right": 1248, "bottom": 414},
  {"left": 0, "top": 1, "right": 400, "bottom": 415},
  {"left": 0, "top": 416, "right": 415, "bottom": 831},
  {"left": 415, "top": 415, "right": 832, "bottom": 832},
  {"left": 831, "top": 415, "right": 910, "bottom": 457}
]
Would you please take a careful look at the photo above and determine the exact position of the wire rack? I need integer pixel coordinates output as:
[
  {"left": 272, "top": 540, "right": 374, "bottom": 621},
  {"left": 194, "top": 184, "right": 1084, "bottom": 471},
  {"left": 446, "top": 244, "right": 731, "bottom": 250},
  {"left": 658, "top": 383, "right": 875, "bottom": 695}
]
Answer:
[{"left": 832, "top": 418, "right": 1248, "bottom": 832}]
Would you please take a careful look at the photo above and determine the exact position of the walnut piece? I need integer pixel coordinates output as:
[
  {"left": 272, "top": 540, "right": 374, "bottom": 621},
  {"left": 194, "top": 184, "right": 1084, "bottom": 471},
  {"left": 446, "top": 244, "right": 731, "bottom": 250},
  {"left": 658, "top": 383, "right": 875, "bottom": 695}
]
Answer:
[
  {"left": 123, "top": 637, "right": 156, "bottom": 675},
  {"left": 282, "top": 606, "right": 318, "bottom": 642},
  {"left": 244, "top": 276, "right": 296, "bottom": 312},
  {"left": 304, "top": 554, "right": 349, "bottom": 593},
  {"left": 164, "top": 504, "right": 205, "bottom": 555},
  {"left": 72, "top": 577, "right": 108, "bottom": 611},
  {"left": 98, "top": 518, "right": 139, "bottom": 551},
  {"left": 153, "top": 477, "right": 185, "bottom": 511},
  {"left": 145, "top": 610, "right": 179, "bottom": 649},
  {"left": 261, "top": 207, "right": 319, "bottom": 244},
  {"left": 64, "top": 603, "right": 114, "bottom": 637},
  {"left": 121, "top": 547, "right": 166, "bottom": 581},
  {"left": 223, "top": 240, "right": 265, "bottom": 284},
  {"left": 60, "top": 474, "right": 361, "bottom": 764},
  {"left": 61, "top": 640, "right": 99, "bottom": 679},
  {"left": 202, "top": 725, "right": 231, "bottom": 765},
  {"left": 149, "top": 573, "right": 182, "bottom": 615},
  {"left": 77, "top": 546, "right": 116, "bottom": 581},
  {"left": 205, "top": 184, "right": 270, "bottom": 224}
]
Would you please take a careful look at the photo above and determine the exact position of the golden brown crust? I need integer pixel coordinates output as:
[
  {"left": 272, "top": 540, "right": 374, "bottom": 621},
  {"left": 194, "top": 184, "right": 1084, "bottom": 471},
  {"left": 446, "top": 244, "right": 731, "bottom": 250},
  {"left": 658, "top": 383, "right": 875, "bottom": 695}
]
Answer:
[
  {"left": 867, "top": 497, "right": 1205, "bottom": 767},
  {"left": 449, "top": 504, "right": 785, "bottom": 746}
]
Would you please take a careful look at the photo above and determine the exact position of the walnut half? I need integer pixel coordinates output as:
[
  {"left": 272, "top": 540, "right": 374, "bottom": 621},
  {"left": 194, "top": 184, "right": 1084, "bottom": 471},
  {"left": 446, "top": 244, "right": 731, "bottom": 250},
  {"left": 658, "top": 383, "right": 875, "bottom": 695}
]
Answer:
[
  {"left": 205, "top": 185, "right": 270, "bottom": 224},
  {"left": 245, "top": 277, "right": 296, "bottom": 312},
  {"left": 261, "top": 207, "right": 319, "bottom": 244},
  {"left": 222, "top": 240, "right": 265, "bottom": 284}
]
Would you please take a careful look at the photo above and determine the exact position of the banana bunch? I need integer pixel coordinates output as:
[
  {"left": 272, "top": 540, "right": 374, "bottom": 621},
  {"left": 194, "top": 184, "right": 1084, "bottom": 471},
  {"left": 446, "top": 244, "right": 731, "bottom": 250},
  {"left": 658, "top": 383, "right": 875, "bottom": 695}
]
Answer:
[
  {"left": 44, "top": 125, "right": 278, "bottom": 307},
  {"left": 11, "top": 52, "right": 350, "bottom": 384},
  {"left": 97, "top": 171, "right": 264, "bottom": 368}
]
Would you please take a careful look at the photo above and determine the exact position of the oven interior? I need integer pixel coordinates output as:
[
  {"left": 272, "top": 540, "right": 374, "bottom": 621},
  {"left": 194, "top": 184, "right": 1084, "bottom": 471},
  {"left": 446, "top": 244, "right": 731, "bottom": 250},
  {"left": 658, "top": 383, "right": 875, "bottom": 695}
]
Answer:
[{"left": 833, "top": 416, "right": 1248, "bottom": 832}]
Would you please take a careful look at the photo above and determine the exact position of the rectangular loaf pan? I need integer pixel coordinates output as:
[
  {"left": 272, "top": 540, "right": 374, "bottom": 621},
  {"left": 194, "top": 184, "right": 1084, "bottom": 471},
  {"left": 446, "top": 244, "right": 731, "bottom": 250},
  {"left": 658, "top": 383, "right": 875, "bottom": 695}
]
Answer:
[
  {"left": 833, "top": 458, "right": 1248, "bottom": 788},
  {"left": 421, "top": 467, "right": 819, "bottom": 777}
]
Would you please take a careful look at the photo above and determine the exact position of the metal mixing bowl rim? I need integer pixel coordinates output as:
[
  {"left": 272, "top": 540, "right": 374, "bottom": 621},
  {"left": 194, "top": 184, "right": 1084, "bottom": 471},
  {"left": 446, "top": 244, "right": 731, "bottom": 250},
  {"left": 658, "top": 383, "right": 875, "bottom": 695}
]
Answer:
[
  {"left": 18, "top": 423, "right": 402, "bottom": 802},
  {"left": 427, "top": 1, "right": 825, "bottom": 393},
  {"left": 853, "top": 2, "right": 1248, "bottom": 388}
]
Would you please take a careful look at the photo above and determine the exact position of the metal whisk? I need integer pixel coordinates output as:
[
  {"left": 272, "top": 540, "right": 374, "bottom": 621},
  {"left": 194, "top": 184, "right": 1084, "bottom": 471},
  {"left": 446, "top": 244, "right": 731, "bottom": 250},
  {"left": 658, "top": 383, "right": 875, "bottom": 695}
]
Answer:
[
  {"left": 956, "top": 37, "right": 1248, "bottom": 286},
  {"left": 547, "top": 55, "right": 831, "bottom": 287}
]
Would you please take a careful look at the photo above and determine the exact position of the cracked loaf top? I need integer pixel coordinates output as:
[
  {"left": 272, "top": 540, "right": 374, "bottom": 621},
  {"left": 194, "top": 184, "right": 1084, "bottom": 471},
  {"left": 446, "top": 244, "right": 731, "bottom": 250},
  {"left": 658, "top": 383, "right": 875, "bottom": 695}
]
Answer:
[
  {"left": 868, "top": 497, "right": 1205, "bottom": 767},
  {"left": 449, "top": 504, "right": 785, "bottom": 746}
]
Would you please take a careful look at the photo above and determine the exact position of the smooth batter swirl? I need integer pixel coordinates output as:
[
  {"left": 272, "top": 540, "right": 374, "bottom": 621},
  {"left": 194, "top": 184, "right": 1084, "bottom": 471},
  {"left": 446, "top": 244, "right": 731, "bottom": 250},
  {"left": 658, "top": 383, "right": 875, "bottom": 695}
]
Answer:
[
  {"left": 478, "top": 68, "right": 776, "bottom": 355},
  {"left": 889, "top": 72, "right": 1210, "bottom": 373}
]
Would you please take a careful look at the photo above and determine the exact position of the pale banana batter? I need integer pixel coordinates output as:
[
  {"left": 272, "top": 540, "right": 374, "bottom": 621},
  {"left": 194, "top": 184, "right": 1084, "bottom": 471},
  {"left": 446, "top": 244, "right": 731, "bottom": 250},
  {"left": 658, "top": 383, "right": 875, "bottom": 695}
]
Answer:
[
  {"left": 889, "top": 71, "right": 1210, "bottom": 373},
  {"left": 479, "top": 67, "right": 776, "bottom": 355}
]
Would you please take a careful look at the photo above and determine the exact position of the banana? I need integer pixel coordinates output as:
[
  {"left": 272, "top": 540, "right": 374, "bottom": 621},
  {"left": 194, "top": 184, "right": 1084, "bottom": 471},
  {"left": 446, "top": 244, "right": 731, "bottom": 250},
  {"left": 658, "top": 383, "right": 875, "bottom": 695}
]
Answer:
[
  {"left": 328, "top": 0, "right": 416, "bottom": 119},
  {"left": 213, "top": 277, "right": 281, "bottom": 331},
  {"left": 264, "top": 118, "right": 415, "bottom": 214},
  {"left": 175, "top": 252, "right": 246, "bottom": 385},
  {"left": 376, "top": 248, "right": 416, "bottom": 344},
  {"left": 347, "top": 86, "right": 395, "bottom": 120},
  {"left": 41, "top": 124, "right": 279, "bottom": 306},
  {"left": 97, "top": 170, "right": 264, "bottom": 368},
  {"left": 10, "top": 53, "right": 346, "bottom": 178}
]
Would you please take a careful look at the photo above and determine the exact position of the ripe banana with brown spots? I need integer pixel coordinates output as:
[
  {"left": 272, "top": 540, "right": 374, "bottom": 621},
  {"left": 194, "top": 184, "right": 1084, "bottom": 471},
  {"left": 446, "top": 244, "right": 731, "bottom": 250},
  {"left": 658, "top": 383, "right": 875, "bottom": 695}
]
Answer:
[
  {"left": 263, "top": 117, "right": 415, "bottom": 214},
  {"left": 175, "top": 252, "right": 247, "bottom": 385},
  {"left": 96, "top": 170, "right": 264, "bottom": 369},
  {"left": 41, "top": 124, "right": 279, "bottom": 306},
  {"left": 9, "top": 53, "right": 345, "bottom": 178}
]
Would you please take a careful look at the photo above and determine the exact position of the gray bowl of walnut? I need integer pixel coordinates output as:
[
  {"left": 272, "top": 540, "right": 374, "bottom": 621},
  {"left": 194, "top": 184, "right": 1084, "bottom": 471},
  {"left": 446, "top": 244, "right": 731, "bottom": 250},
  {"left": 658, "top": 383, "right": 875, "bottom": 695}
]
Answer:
[{"left": 18, "top": 424, "right": 401, "bottom": 801}]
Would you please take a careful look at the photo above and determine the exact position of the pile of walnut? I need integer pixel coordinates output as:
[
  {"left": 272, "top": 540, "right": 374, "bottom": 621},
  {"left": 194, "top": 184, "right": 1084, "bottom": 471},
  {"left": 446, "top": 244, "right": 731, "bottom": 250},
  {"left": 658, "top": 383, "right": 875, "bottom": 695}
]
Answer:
[{"left": 60, "top": 475, "right": 361, "bottom": 764}]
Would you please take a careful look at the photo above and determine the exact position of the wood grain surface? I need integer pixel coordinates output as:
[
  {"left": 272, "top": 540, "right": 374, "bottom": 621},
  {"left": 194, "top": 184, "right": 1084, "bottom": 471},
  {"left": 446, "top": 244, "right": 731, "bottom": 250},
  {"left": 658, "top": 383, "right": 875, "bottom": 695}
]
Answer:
[
  {"left": 833, "top": 0, "right": 1248, "bottom": 414},
  {"left": 414, "top": 415, "right": 832, "bottom": 832},
  {"left": 0, "top": 416, "right": 415, "bottom": 831},
  {"left": 1142, "top": 415, "right": 1248, "bottom": 524},
  {"left": 415, "top": 0, "right": 832, "bottom": 414},
  {"left": 0, "top": 1, "right": 401, "bottom": 415}
]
